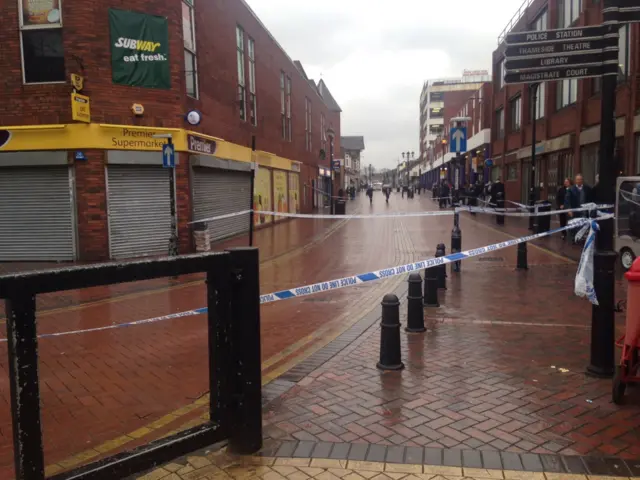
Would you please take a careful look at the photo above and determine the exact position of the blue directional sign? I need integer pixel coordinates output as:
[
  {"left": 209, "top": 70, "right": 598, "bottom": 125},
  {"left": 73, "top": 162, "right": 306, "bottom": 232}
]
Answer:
[
  {"left": 450, "top": 127, "right": 467, "bottom": 153},
  {"left": 162, "top": 143, "right": 175, "bottom": 168}
]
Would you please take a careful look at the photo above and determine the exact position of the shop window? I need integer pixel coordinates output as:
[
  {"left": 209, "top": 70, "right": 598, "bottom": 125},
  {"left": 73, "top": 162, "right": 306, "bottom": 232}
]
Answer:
[
  {"left": 183, "top": 0, "right": 197, "bottom": 98},
  {"left": 580, "top": 144, "right": 599, "bottom": 186},
  {"left": 507, "top": 164, "right": 518, "bottom": 181},
  {"left": 491, "top": 166, "right": 502, "bottom": 183},
  {"left": 19, "top": 0, "right": 65, "bottom": 85}
]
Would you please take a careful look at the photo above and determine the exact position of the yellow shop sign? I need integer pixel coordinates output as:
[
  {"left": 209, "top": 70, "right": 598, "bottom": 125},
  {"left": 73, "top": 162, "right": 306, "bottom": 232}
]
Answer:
[{"left": 71, "top": 93, "right": 91, "bottom": 123}]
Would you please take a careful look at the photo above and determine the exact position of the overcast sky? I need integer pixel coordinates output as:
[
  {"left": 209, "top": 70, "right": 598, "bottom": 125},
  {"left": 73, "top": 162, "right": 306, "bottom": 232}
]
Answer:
[{"left": 246, "top": 0, "right": 518, "bottom": 170}]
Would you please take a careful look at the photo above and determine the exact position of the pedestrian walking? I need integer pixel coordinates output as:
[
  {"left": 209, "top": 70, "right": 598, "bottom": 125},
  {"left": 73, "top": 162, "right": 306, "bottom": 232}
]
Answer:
[
  {"left": 366, "top": 185, "right": 373, "bottom": 205},
  {"left": 565, "top": 173, "right": 593, "bottom": 244},
  {"left": 557, "top": 177, "right": 572, "bottom": 240}
]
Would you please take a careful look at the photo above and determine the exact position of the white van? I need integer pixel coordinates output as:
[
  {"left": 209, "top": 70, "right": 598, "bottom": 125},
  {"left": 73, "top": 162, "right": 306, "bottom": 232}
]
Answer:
[{"left": 615, "top": 176, "right": 640, "bottom": 270}]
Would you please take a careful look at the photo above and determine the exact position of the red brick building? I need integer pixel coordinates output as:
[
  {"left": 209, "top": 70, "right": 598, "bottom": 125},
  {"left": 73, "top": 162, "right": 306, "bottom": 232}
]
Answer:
[
  {"left": 490, "top": 0, "right": 638, "bottom": 205},
  {"left": 0, "top": 0, "right": 341, "bottom": 262}
]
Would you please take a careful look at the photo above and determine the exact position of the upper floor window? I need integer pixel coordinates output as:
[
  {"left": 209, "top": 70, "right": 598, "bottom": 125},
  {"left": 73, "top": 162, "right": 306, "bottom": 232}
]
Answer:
[
  {"left": 556, "top": 79, "right": 577, "bottom": 110},
  {"left": 619, "top": 24, "right": 630, "bottom": 81},
  {"left": 496, "top": 108, "right": 505, "bottom": 139},
  {"left": 430, "top": 91, "right": 444, "bottom": 102},
  {"left": 535, "top": 83, "right": 546, "bottom": 120},
  {"left": 510, "top": 96, "right": 521, "bottom": 132},
  {"left": 497, "top": 59, "right": 505, "bottom": 90},
  {"left": 286, "top": 76, "right": 292, "bottom": 142},
  {"left": 430, "top": 107, "right": 444, "bottom": 118},
  {"left": 19, "top": 0, "right": 65, "bottom": 83},
  {"left": 558, "top": 0, "right": 581, "bottom": 28},
  {"left": 236, "top": 25, "right": 246, "bottom": 121},
  {"left": 280, "top": 71, "right": 286, "bottom": 139},
  {"left": 320, "top": 113, "right": 326, "bottom": 154},
  {"left": 247, "top": 37, "right": 256, "bottom": 125},
  {"left": 305, "top": 97, "right": 312, "bottom": 152},
  {"left": 531, "top": 8, "right": 547, "bottom": 31},
  {"left": 183, "top": 0, "right": 197, "bottom": 98}
]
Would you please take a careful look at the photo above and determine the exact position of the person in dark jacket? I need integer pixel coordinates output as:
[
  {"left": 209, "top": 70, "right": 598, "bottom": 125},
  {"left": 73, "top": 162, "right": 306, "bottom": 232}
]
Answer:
[
  {"left": 556, "top": 177, "right": 572, "bottom": 239},
  {"left": 490, "top": 177, "right": 505, "bottom": 206},
  {"left": 565, "top": 174, "right": 593, "bottom": 243}
]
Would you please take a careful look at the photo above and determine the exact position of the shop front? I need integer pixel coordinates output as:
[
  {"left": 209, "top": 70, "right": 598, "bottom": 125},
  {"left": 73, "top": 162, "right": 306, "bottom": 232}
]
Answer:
[
  {"left": 0, "top": 123, "right": 302, "bottom": 261},
  {"left": 0, "top": 151, "right": 77, "bottom": 261},
  {"left": 317, "top": 167, "right": 331, "bottom": 208}
]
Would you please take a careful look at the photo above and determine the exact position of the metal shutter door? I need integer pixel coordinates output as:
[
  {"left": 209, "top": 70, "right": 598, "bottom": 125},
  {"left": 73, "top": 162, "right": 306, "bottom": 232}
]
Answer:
[
  {"left": 107, "top": 165, "right": 171, "bottom": 260},
  {"left": 192, "top": 168, "right": 250, "bottom": 242},
  {"left": 0, "top": 167, "right": 75, "bottom": 261}
]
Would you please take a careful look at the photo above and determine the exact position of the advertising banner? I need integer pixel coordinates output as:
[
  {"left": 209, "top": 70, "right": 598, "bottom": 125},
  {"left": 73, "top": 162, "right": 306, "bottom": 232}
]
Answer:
[
  {"left": 254, "top": 167, "right": 272, "bottom": 226},
  {"left": 273, "top": 170, "right": 288, "bottom": 221},
  {"left": 288, "top": 173, "right": 300, "bottom": 213},
  {"left": 109, "top": 8, "right": 170, "bottom": 89},
  {"left": 22, "top": 0, "right": 61, "bottom": 26}
]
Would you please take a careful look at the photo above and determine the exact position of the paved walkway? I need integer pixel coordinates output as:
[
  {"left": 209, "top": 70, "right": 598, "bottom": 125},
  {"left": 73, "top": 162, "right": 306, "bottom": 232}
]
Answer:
[
  {"left": 137, "top": 193, "right": 637, "bottom": 480},
  {"left": 135, "top": 448, "right": 640, "bottom": 479},
  {"left": 1, "top": 192, "right": 633, "bottom": 479}
]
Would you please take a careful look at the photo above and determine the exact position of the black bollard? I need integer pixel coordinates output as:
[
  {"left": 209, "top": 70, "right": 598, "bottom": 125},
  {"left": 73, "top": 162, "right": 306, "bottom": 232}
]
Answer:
[
  {"left": 436, "top": 243, "right": 447, "bottom": 290},
  {"left": 451, "top": 208, "right": 462, "bottom": 273},
  {"left": 377, "top": 294, "right": 404, "bottom": 371},
  {"left": 516, "top": 242, "right": 528, "bottom": 270},
  {"left": 496, "top": 193, "right": 505, "bottom": 226},
  {"left": 406, "top": 273, "right": 426, "bottom": 333},
  {"left": 423, "top": 264, "right": 440, "bottom": 307}
]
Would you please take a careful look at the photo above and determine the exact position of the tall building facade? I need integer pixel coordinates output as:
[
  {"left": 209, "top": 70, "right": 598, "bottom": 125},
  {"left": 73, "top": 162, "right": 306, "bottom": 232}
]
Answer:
[
  {"left": 0, "top": 0, "right": 341, "bottom": 262},
  {"left": 419, "top": 72, "right": 491, "bottom": 175}
]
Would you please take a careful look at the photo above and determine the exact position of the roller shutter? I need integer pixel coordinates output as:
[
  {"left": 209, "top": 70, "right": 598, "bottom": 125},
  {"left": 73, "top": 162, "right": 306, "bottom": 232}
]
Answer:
[
  {"left": 0, "top": 167, "right": 76, "bottom": 261},
  {"left": 192, "top": 167, "right": 251, "bottom": 242},
  {"left": 107, "top": 165, "right": 172, "bottom": 259}
]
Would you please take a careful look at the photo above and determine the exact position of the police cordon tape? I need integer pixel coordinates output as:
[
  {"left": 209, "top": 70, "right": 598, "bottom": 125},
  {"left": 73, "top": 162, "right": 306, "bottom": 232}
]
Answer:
[
  {"left": 0, "top": 214, "right": 612, "bottom": 342},
  {"left": 189, "top": 204, "right": 613, "bottom": 224}
]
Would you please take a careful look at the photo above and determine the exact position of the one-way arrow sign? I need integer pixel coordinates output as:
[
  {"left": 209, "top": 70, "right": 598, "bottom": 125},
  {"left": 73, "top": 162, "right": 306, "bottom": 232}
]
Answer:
[
  {"left": 450, "top": 127, "right": 467, "bottom": 153},
  {"left": 162, "top": 143, "right": 175, "bottom": 168}
]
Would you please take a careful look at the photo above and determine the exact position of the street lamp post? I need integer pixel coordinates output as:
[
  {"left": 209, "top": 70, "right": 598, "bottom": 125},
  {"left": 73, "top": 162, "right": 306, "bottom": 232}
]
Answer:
[{"left": 326, "top": 127, "right": 336, "bottom": 215}]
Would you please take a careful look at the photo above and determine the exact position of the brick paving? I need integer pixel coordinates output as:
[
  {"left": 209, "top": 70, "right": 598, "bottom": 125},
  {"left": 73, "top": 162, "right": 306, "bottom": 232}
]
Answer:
[
  {"left": 0, "top": 193, "right": 434, "bottom": 478},
  {"left": 1, "top": 192, "right": 634, "bottom": 478},
  {"left": 134, "top": 447, "right": 640, "bottom": 479}
]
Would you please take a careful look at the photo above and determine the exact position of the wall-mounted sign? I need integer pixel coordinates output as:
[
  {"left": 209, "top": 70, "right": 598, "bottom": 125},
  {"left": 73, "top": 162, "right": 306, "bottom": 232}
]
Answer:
[
  {"left": 21, "top": 0, "right": 62, "bottom": 27},
  {"left": 71, "top": 92, "right": 91, "bottom": 123},
  {"left": 70, "top": 74, "right": 84, "bottom": 92},
  {"left": 131, "top": 103, "right": 144, "bottom": 115},
  {"left": 290, "top": 162, "right": 300, "bottom": 173},
  {"left": 185, "top": 109, "right": 202, "bottom": 126},
  {"left": 187, "top": 134, "right": 216, "bottom": 155},
  {"left": 332, "top": 159, "right": 341, "bottom": 172},
  {"left": 0, "top": 130, "right": 11, "bottom": 149},
  {"left": 75, "top": 151, "right": 86, "bottom": 161},
  {"left": 109, "top": 8, "right": 170, "bottom": 89}
]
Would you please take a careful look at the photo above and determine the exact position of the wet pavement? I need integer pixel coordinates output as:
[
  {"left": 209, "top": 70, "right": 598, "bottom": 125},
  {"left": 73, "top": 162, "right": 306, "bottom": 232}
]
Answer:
[{"left": 0, "top": 191, "right": 634, "bottom": 479}]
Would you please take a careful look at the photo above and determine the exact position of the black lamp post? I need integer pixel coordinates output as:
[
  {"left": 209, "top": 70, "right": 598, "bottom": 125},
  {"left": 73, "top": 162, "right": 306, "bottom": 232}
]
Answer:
[{"left": 327, "top": 127, "right": 336, "bottom": 215}]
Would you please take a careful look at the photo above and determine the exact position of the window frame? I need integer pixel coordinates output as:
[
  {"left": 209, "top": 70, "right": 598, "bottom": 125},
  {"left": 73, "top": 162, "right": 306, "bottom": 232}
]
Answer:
[
  {"left": 183, "top": 0, "right": 198, "bottom": 98},
  {"left": 286, "top": 75, "right": 292, "bottom": 142},
  {"left": 556, "top": 78, "right": 577, "bottom": 110},
  {"left": 510, "top": 96, "right": 522, "bottom": 133},
  {"left": 236, "top": 25, "right": 246, "bottom": 121},
  {"left": 19, "top": 0, "right": 66, "bottom": 85},
  {"left": 247, "top": 36, "right": 256, "bottom": 126},
  {"left": 618, "top": 24, "right": 630, "bottom": 82},
  {"left": 280, "top": 71, "right": 286, "bottom": 139},
  {"left": 496, "top": 108, "right": 505, "bottom": 139}
]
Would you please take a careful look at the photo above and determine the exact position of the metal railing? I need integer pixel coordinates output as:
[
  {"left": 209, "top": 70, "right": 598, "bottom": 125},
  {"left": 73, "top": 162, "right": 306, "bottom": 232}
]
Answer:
[
  {"left": 0, "top": 247, "right": 262, "bottom": 480},
  {"left": 497, "top": 0, "right": 536, "bottom": 44}
]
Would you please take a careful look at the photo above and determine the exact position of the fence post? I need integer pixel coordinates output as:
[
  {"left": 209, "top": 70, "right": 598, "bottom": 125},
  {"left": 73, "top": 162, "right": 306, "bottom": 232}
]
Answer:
[
  {"left": 207, "top": 253, "right": 232, "bottom": 443},
  {"left": 423, "top": 263, "right": 440, "bottom": 307},
  {"left": 227, "top": 248, "right": 263, "bottom": 454},
  {"left": 6, "top": 290, "right": 45, "bottom": 480},
  {"left": 406, "top": 273, "right": 426, "bottom": 333},
  {"left": 451, "top": 209, "right": 462, "bottom": 273}
]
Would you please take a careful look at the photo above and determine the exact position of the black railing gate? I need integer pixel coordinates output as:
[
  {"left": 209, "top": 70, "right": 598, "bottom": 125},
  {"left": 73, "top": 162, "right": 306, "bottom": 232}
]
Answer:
[{"left": 0, "top": 247, "right": 262, "bottom": 480}]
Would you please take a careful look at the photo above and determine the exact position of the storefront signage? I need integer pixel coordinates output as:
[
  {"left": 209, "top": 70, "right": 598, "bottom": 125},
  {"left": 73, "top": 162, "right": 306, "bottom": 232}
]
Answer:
[
  {"left": 187, "top": 134, "right": 216, "bottom": 155},
  {"left": 109, "top": 8, "right": 170, "bottom": 89},
  {"left": 71, "top": 74, "right": 84, "bottom": 92},
  {"left": 290, "top": 162, "right": 300, "bottom": 172},
  {"left": 71, "top": 92, "right": 91, "bottom": 123}
]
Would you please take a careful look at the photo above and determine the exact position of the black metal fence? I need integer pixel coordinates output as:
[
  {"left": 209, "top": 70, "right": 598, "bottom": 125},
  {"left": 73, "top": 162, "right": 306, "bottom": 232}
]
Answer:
[{"left": 0, "top": 247, "right": 262, "bottom": 480}]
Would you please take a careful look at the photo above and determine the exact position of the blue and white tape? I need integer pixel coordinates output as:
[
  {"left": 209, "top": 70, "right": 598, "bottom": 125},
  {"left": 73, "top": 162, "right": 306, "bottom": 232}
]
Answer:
[
  {"left": 258, "top": 216, "right": 609, "bottom": 305},
  {"left": 0, "top": 215, "right": 612, "bottom": 342}
]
